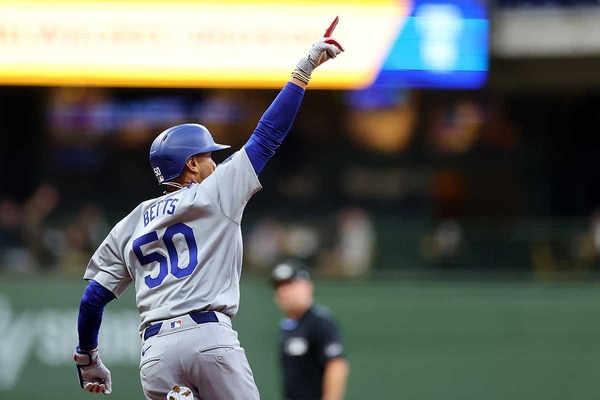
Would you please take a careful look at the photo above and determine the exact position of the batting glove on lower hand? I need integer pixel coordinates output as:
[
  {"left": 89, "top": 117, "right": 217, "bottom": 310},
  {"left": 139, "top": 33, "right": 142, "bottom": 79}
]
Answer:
[
  {"left": 167, "top": 385, "right": 195, "bottom": 400},
  {"left": 292, "top": 16, "right": 344, "bottom": 84},
  {"left": 74, "top": 346, "right": 112, "bottom": 395}
]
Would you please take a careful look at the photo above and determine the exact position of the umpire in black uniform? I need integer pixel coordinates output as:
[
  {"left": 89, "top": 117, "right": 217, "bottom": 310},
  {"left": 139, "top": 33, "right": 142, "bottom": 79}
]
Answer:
[{"left": 271, "top": 259, "right": 349, "bottom": 400}]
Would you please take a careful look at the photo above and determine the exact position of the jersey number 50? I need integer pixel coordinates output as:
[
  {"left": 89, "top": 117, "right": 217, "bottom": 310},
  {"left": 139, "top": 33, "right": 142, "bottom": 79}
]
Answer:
[{"left": 133, "top": 222, "right": 198, "bottom": 289}]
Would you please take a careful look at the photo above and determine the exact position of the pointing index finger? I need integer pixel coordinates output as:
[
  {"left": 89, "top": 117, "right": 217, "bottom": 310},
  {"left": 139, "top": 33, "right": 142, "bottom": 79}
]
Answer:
[{"left": 324, "top": 16, "right": 339, "bottom": 38}]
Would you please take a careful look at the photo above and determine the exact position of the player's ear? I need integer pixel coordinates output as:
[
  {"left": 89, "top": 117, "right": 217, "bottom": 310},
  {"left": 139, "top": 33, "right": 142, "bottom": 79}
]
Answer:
[{"left": 185, "top": 156, "right": 200, "bottom": 173}]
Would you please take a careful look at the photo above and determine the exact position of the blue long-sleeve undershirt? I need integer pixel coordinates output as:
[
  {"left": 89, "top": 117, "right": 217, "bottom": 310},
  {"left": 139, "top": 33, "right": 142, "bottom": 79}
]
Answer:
[
  {"left": 78, "top": 280, "right": 116, "bottom": 350},
  {"left": 244, "top": 82, "right": 305, "bottom": 174}
]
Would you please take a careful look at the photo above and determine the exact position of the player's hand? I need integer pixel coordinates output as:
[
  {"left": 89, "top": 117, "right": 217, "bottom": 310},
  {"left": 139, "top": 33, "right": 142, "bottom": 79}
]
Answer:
[
  {"left": 167, "top": 385, "right": 195, "bottom": 400},
  {"left": 74, "top": 346, "right": 112, "bottom": 395},
  {"left": 292, "top": 16, "right": 345, "bottom": 84}
]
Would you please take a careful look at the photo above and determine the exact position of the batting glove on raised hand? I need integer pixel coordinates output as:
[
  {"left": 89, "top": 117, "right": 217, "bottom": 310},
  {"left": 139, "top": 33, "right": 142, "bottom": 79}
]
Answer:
[
  {"left": 74, "top": 346, "right": 112, "bottom": 395},
  {"left": 167, "top": 385, "right": 195, "bottom": 400},
  {"left": 292, "top": 16, "right": 345, "bottom": 84}
]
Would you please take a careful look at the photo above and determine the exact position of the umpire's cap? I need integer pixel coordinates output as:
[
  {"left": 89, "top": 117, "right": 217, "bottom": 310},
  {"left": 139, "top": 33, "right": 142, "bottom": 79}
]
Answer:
[{"left": 271, "top": 259, "right": 311, "bottom": 287}]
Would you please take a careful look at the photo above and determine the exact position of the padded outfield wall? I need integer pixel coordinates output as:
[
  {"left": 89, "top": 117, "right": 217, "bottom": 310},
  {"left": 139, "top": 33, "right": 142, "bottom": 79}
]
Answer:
[{"left": 1, "top": 275, "right": 599, "bottom": 400}]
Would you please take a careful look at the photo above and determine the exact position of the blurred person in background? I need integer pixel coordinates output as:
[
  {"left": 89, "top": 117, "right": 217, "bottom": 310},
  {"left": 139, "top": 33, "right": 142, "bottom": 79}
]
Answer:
[
  {"left": 0, "top": 183, "right": 62, "bottom": 273},
  {"left": 271, "top": 259, "right": 349, "bottom": 400},
  {"left": 334, "top": 206, "right": 376, "bottom": 277},
  {"left": 60, "top": 203, "right": 110, "bottom": 277},
  {"left": 246, "top": 217, "right": 287, "bottom": 273},
  {"left": 0, "top": 197, "right": 28, "bottom": 272},
  {"left": 21, "top": 182, "right": 63, "bottom": 271}
]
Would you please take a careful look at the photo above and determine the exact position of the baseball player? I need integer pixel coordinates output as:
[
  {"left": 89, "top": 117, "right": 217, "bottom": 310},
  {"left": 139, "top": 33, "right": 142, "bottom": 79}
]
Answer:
[
  {"left": 271, "top": 259, "right": 349, "bottom": 400},
  {"left": 72, "top": 17, "right": 344, "bottom": 400}
]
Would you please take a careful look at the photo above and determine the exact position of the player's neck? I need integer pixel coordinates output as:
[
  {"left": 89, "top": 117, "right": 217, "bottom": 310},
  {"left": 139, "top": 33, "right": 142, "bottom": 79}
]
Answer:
[{"left": 163, "top": 179, "right": 198, "bottom": 193}]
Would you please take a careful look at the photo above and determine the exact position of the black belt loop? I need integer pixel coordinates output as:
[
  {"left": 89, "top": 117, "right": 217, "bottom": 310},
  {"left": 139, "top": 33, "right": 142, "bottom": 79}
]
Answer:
[
  {"left": 190, "top": 310, "right": 219, "bottom": 325},
  {"left": 143, "top": 323, "right": 161, "bottom": 340},
  {"left": 143, "top": 311, "right": 218, "bottom": 341}
]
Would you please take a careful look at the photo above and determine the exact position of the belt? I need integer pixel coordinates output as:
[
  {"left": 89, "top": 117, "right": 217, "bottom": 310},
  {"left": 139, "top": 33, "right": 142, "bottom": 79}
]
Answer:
[{"left": 143, "top": 311, "right": 218, "bottom": 341}]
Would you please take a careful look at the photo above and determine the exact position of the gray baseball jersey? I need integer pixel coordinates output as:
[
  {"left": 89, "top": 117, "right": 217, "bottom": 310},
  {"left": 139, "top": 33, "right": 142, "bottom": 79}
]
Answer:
[{"left": 83, "top": 148, "right": 261, "bottom": 334}]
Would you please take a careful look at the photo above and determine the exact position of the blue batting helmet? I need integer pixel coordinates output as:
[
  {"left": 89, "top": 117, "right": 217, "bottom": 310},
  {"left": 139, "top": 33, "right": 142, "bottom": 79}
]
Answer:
[{"left": 149, "top": 123, "right": 230, "bottom": 184}]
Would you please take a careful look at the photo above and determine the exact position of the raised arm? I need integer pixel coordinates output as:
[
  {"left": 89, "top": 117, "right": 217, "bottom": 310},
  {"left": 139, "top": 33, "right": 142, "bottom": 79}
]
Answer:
[{"left": 244, "top": 16, "right": 344, "bottom": 174}]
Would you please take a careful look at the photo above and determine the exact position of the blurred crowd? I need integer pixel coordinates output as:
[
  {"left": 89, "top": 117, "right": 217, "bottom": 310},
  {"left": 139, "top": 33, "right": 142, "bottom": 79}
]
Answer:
[
  {"left": 0, "top": 183, "right": 109, "bottom": 276},
  {"left": 3, "top": 81, "right": 600, "bottom": 281},
  {"left": 0, "top": 182, "right": 378, "bottom": 279},
  {"left": 4, "top": 180, "right": 600, "bottom": 281},
  {"left": 246, "top": 206, "right": 377, "bottom": 278}
]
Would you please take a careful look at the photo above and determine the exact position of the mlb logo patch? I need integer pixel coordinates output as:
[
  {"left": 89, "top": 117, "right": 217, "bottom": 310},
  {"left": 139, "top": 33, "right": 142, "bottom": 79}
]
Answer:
[{"left": 170, "top": 319, "right": 183, "bottom": 329}]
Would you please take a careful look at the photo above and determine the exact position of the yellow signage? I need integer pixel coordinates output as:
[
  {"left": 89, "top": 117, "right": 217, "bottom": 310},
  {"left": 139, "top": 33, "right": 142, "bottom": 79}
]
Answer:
[{"left": 0, "top": 0, "right": 407, "bottom": 88}]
